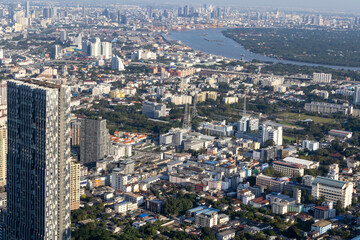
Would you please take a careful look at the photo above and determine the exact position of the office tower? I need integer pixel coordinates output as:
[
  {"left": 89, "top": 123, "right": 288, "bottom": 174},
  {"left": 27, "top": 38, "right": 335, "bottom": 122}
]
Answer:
[
  {"left": 82, "top": 6, "right": 86, "bottom": 17},
  {"left": 25, "top": 1, "right": 30, "bottom": 18},
  {"left": 183, "top": 5, "right": 189, "bottom": 17},
  {"left": 101, "top": 42, "right": 112, "bottom": 59},
  {"left": 354, "top": 86, "right": 360, "bottom": 105},
  {"left": 6, "top": 80, "right": 71, "bottom": 240},
  {"left": 51, "top": 45, "right": 61, "bottom": 59},
  {"left": 111, "top": 55, "right": 125, "bottom": 71},
  {"left": 0, "top": 122, "right": 6, "bottom": 187},
  {"left": 261, "top": 123, "right": 283, "bottom": 146},
  {"left": 80, "top": 118, "right": 110, "bottom": 164},
  {"left": 70, "top": 160, "right": 80, "bottom": 210}
]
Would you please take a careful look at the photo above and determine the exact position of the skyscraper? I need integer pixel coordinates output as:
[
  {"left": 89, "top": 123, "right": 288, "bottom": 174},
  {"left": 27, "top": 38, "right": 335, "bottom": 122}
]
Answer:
[
  {"left": 101, "top": 42, "right": 112, "bottom": 59},
  {"left": 6, "top": 80, "right": 71, "bottom": 240},
  {"left": 354, "top": 86, "right": 360, "bottom": 105},
  {"left": 0, "top": 122, "right": 6, "bottom": 188},
  {"left": 25, "top": 1, "right": 30, "bottom": 18},
  {"left": 51, "top": 45, "right": 62, "bottom": 59},
  {"left": 80, "top": 118, "right": 110, "bottom": 164}
]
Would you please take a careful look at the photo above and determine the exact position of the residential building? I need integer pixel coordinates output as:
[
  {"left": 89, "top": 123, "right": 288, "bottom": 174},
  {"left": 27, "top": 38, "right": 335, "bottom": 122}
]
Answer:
[
  {"left": 302, "top": 140, "right": 320, "bottom": 151},
  {"left": 314, "top": 203, "right": 336, "bottom": 220},
  {"left": 201, "top": 121, "right": 234, "bottom": 137},
  {"left": 80, "top": 118, "right": 110, "bottom": 164},
  {"left": 0, "top": 122, "right": 6, "bottom": 187},
  {"left": 313, "top": 73, "right": 332, "bottom": 83},
  {"left": 255, "top": 174, "right": 289, "bottom": 192},
  {"left": 261, "top": 122, "right": 283, "bottom": 146},
  {"left": 111, "top": 56, "right": 125, "bottom": 71},
  {"left": 71, "top": 121, "right": 81, "bottom": 146},
  {"left": 272, "top": 201, "right": 289, "bottom": 215},
  {"left": 354, "top": 85, "right": 360, "bottom": 105},
  {"left": 195, "top": 212, "right": 218, "bottom": 228},
  {"left": 70, "top": 160, "right": 81, "bottom": 210},
  {"left": 273, "top": 161, "right": 305, "bottom": 177},
  {"left": 311, "top": 220, "right": 332, "bottom": 235},
  {"left": 312, "top": 176, "right": 353, "bottom": 208},
  {"left": 216, "top": 230, "right": 236, "bottom": 240},
  {"left": 305, "top": 101, "right": 353, "bottom": 115},
  {"left": 6, "top": 80, "right": 71, "bottom": 240}
]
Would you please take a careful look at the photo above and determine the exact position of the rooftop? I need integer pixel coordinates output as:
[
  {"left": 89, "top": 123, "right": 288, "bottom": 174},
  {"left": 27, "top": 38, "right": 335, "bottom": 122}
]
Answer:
[{"left": 312, "top": 176, "right": 347, "bottom": 188}]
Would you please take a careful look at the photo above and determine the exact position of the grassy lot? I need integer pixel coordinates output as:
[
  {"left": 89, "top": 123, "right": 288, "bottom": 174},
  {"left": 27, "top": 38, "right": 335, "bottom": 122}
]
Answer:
[
  {"left": 278, "top": 112, "right": 337, "bottom": 124},
  {"left": 283, "top": 136, "right": 297, "bottom": 142}
]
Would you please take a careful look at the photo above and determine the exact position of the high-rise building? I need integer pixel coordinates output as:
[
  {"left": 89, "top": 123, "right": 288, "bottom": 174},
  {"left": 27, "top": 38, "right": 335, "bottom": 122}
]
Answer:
[
  {"left": 60, "top": 30, "right": 67, "bottom": 43},
  {"left": 70, "top": 160, "right": 80, "bottom": 210},
  {"left": 80, "top": 118, "right": 110, "bottom": 164},
  {"left": 71, "top": 121, "right": 81, "bottom": 146},
  {"left": 90, "top": 37, "right": 101, "bottom": 57},
  {"left": 313, "top": 73, "right": 332, "bottom": 84},
  {"left": 261, "top": 122, "right": 283, "bottom": 146},
  {"left": 354, "top": 86, "right": 360, "bottom": 105},
  {"left": 6, "top": 80, "right": 71, "bottom": 240},
  {"left": 0, "top": 82, "right": 6, "bottom": 106},
  {"left": 111, "top": 55, "right": 125, "bottom": 71},
  {"left": 0, "top": 122, "right": 6, "bottom": 188},
  {"left": 25, "top": 1, "right": 30, "bottom": 18},
  {"left": 51, "top": 45, "right": 61, "bottom": 59},
  {"left": 101, "top": 42, "right": 112, "bottom": 59}
]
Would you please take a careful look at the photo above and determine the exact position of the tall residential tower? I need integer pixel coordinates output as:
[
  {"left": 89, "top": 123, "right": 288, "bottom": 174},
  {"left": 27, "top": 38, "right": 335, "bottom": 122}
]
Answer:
[{"left": 6, "top": 80, "right": 71, "bottom": 240}]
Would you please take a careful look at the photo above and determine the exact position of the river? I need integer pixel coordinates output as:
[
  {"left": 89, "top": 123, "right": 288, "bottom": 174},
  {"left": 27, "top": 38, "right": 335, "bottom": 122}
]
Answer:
[{"left": 165, "top": 28, "right": 360, "bottom": 71}]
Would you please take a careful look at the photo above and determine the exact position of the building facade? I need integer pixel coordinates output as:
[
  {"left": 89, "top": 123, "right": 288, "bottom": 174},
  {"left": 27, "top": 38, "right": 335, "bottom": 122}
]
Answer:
[
  {"left": 6, "top": 80, "right": 71, "bottom": 240},
  {"left": 312, "top": 176, "right": 353, "bottom": 208},
  {"left": 70, "top": 160, "right": 81, "bottom": 210},
  {"left": 80, "top": 118, "right": 110, "bottom": 164}
]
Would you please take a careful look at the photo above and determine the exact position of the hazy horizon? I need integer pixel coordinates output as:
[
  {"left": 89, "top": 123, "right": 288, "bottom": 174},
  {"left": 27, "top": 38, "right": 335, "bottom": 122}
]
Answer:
[{"left": 37, "top": 0, "right": 360, "bottom": 13}]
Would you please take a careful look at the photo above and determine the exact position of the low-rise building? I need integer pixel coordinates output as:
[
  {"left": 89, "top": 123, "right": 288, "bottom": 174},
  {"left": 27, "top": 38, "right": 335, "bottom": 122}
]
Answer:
[{"left": 273, "top": 161, "right": 305, "bottom": 177}]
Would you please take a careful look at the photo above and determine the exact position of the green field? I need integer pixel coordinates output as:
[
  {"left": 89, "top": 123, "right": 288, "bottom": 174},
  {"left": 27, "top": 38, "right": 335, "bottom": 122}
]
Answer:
[{"left": 278, "top": 112, "right": 337, "bottom": 124}]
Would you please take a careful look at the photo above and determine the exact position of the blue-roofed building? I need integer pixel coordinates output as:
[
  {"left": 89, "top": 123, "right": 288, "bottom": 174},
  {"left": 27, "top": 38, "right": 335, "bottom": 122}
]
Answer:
[
  {"left": 138, "top": 213, "right": 149, "bottom": 218},
  {"left": 186, "top": 206, "right": 208, "bottom": 217}
]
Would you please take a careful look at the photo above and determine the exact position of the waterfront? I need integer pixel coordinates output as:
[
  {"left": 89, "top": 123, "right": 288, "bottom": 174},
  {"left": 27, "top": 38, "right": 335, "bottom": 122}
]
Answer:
[{"left": 165, "top": 28, "right": 360, "bottom": 71}]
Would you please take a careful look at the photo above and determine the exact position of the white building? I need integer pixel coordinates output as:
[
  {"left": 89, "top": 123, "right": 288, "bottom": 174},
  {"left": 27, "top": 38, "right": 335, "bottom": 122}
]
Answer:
[
  {"left": 313, "top": 73, "right": 332, "bottom": 83},
  {"left": 101, "top": 42, "right": 112, "bottom": 59},
  {"left": 302, "top": 140, "right": 320, "bottom": 151},
  {"left": 312, "top": 176, "right": 353, "bottom": 208},
  {"left": 261, "top": 122, "right": 283, "bottom": 146},
  {"left": 111, "top": 56, "right": 125, "bottom": 71},
  {"left": 195, "top": 212, "right": 218, "bottom": 228},
  {"left": 283, "top": 157, "right": 319, "bottom": 169},
  {"left": 114, "top": 201, "right": 138, "bottom": 214}
]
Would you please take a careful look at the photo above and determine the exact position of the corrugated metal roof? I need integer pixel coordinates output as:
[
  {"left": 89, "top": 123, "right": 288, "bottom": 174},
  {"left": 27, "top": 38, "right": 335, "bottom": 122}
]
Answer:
[{"left": 312, "top": 176, "right": 346, "bottom": 188}]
